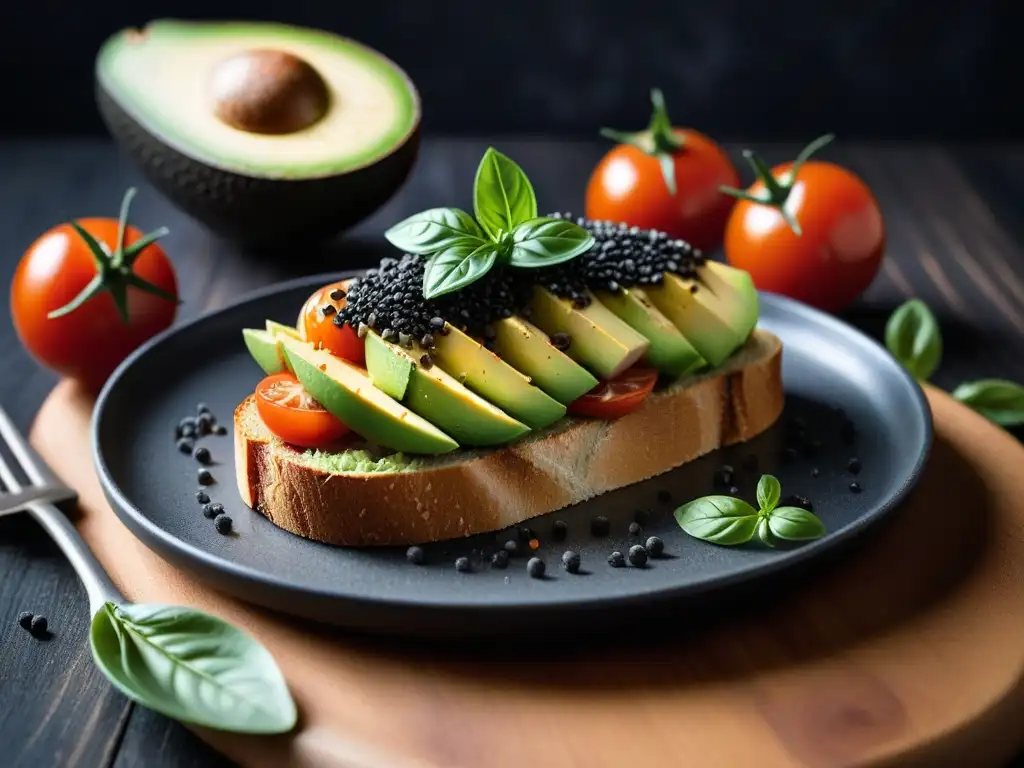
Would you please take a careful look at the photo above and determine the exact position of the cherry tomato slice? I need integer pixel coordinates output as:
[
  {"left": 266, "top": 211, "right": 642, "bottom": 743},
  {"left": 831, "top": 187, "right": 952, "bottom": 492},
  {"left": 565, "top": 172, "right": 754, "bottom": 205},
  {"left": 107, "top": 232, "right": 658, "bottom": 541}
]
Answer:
[
  {"left": 567, "top": 367, "right": 659, "bottom": 419},
  {"left": 255, "top": 373, "right": 350, "bottom": 448},
  {"left": 299, "top": 280, "right": 364, "bottom": 364}
]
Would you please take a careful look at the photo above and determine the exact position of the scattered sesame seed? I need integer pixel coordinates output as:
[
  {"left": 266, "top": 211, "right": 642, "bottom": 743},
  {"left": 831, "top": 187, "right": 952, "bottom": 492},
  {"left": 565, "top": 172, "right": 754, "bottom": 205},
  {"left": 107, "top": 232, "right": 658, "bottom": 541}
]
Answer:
[
  {"left": 213, "top": 424, "right": 227, "bottom": 436},
  {"left": 645, "top": 536, "right": 665, "bottom": 556},
  {"left": 503, "top": 539, "right": 519, "bottom": 557},
  {"left": 628, "top": 522, "right": 642, "bottom": 536},
  {"left": 527, "top": 557, "right": 545, "bottom": 578},
  {"left": 214, "top": 515, "right": 233, "bottom": 534},
  {"left": 491, "top": 550, "right": 509, "bottom": 569},
  {"left": 608, "top": 551, "right": 625, "bottom": 568},
  {"left": 18, "top": 612, "right": 33, "bottom": 630},
  {"left": 197, "top": 468, "right": 215, "bottom": 486},
  {"left": 197, "top": 403, "right": 211, "bottom": 416},
  {"left": 781, "top": 494, "right": 813, "bottom": 512},
  {"left": 811, "top": 468, "right": 820, "bottom": 478},
  {"left": 193, "top": 446, "right": 212, "bottom": 464},
  {"left": 628, "top": 545, "right": 648, "bottom": 567},
  {"left": 455, "top": 556, "right": 471, "bottom": 573},
  {"left": 176, "top": 438, "right": 194, "bottom": 454},
  {"left": 850, "top": 481, "right": 862, "bottom": 493},
  {"left": 419, "top": 354, "right": 434, "bottom": 369},
  {"left": 590, "top": 516, "right": 610, "bottom": 537},
  {"left": 714, "top": 465, "right": 734, "bottom": 486},
  {"left": 406, "top": 546, "right": 425, "bottom": 565},
  {"left": 728, "top": 486, "right": 740, "bottom": 495},
  {"left": 562, "top": 551, "right": 581, "bottom": 573},
  {"left": 330, "top": 288, "right": 346, "bottom": 301},
  {"left": 29, "top": 615, "right": 48, "bottom": 636},
  {"left": 551, "top": 520, "right": 568, "bottom": 541},
  {"left": 321, "top": 304, "right": 337, "bottom": 317},
  {"left": 847, "top": 457, "right": 862, "bottom": 475},
  {"left": 550, "top": 332, "right": 572, "bottom": 351},
  {"left": 203, "top": 502, "right": 224, "bottom": 519}
]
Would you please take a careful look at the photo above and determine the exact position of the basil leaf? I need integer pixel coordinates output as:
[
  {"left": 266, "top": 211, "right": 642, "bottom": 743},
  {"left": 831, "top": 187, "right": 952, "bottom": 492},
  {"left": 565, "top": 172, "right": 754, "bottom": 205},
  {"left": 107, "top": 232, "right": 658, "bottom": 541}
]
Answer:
[
  {"left": 90, "top": 602, "right": 296, "bottom": 734},
  {"left": 384, "top": 208, "right": 484, "bottom": 255},
  {"left": 757, "top": 517, "right": 775, "bottom": 548},
  {"left": 756, "top": 474, "right": 781, "bottom": 513},
  {"left": 674, "top": 496, "right": 759, "bottom": 545},
  {"left": 951, "top": 379, "right": 1024, "bottom": 426},
  {"left": 766, "top": 507, "right": 827, "bottom": 542},
  {"left": 884, "top": 299, "right": 942, "bottom": 380},
  {"left": 474, "top": 147, "right": 538, "bottom": 240},
  {"left": 422, "top": 241, "right": 499, "bottom": 299},
  {"left": 508, "top": 217, "right": 596, "bottom": 268}
]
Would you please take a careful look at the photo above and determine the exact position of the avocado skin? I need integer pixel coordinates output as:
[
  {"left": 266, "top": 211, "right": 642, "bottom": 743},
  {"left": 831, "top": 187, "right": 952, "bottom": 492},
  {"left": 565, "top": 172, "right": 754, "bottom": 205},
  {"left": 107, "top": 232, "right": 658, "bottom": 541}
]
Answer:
[{"left": 96, "top": 84, "right": 419, "bottom": 249}]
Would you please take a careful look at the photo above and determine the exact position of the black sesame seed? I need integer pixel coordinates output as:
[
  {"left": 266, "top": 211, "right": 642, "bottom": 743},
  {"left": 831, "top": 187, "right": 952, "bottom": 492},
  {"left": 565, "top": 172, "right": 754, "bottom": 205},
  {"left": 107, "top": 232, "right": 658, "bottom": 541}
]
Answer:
[
  {"left": 30, "top": 615, "right": 48, "bottom": 635},
  {"left": 628, "top": 545, "right": 648, "bottom": 567},
  {"left": 330, "top": 288, "right": 346, "bottom": 301},
  {"left": 213, "top": 515, "right": 233, "bottom": 534},
  {"left": 689, "top": 284, "right": 699, "bottom": 294},
  {"left": 590, "top": 516, "right": 610, "bottom": 537},
  {"left": 714, "top": 465, "right": 734, "bottom": 487},
  {"left": 18, "top": 612, "right": 33, "bottom": 630},
  {"left": 728, "top": 486, "right": 740, "bottom": 495},
  {"left": 781, "top": 494, "right": 813, "bottom": 512},
  {"left": 561, "top": 550, "right": 581, "bottom": 573},
  {"left": 203, "top": 502, "right": 224, "bottom": 519},
  {"left": 195, "top": 490, "right": 210, "bottom": 504},
  {"left": 197, "top": 468, "right": 215, "bottom": 486},
  {"left": 193, "top": 446, "right": 211, "bottom": 464},
  {"left": 628, "top": 521, "right": 642, "bottom": 536},
  {"left": 430, "top": 317, "right": 445, "bottom": 331},
  {"left": 551, "top": 520, "right": 568, "bottom": 541},
  {"left": 550, "top": 332, "right": 572, "bottom": 351},
  {"left": 847, "top": 457, "right": 862, "bottom": 475},
  {"left": 811, "top": 467, "right": 820, "bottom": 478},
  {"left": 503, "top": 539, "right": 519, "bottom": 556},
  {"left": 488, "top": 549, "right": 508, "bottom": 569},
  {"left": 645, "top": 536, "right": 665, "bottom": 557},
  {"left": 608, "top": 551, "right": 625, "bottom": 568},
  {"left": 421, "top": 333, "right": 435, "bottom": 348},
  {"left": 213, "top": 424, "right": 227, "bottom": 436},
  {"left": 527, "top": 557, "right": 546, "bottom": 578},
  {"left": 197, "top": 403, "right": 212, "bottom": 416},
  {"left": 179, "top": 423, "right": 196, "bottom": 439},
  {"left": 406, "top": 546, "right": 425, "bottom": 565},
  {"left": 321, "top": 304, "right": 337, "bottom": 317},
  {"left": 518, "top": 526, "right": 535, "bottom": 543},
  {"left": 176, "top": 438, "right": 194, "bottom": 454},
  {"left": 850, "top": 481, "right": 862, "bottom": 493},
  {"left": 419, "top": 354, "right": 433, "bottom": 369},
  {"left": 197, "top": 413, "right": 214, "bottom": 436},
  {"left": 455, "top": 556, "right": 471, "bottom": 573},
  {"left": 657, "top": 489, "right": 672, "bottom": 503}
]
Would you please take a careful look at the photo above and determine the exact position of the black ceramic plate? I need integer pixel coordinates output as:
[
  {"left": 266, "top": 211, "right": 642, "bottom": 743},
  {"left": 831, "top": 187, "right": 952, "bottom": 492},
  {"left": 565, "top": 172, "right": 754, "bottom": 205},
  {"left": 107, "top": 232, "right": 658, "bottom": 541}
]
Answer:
[{"left": 93, "top": 272, "right": 932, "bottom": 637}]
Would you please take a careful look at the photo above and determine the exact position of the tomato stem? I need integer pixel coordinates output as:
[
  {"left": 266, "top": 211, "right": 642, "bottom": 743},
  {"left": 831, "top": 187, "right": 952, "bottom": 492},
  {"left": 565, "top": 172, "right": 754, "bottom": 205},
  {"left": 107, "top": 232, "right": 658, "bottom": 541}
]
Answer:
[
  {"left": 47, "top": 187, "right": 180, "bottom": 323},
  {"left": 598, "top": 87, "right": 684, "bottom": 196},
  {"left": 718, "top": 133, "right": 836, "bottom": 237}
]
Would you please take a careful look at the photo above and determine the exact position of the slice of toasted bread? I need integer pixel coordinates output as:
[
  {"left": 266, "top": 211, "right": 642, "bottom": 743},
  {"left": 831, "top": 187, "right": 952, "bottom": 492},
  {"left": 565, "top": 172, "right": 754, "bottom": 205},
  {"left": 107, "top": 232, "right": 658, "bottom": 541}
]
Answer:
[{"left": 234, "top": 329, "right": 783, "bottom": 546}]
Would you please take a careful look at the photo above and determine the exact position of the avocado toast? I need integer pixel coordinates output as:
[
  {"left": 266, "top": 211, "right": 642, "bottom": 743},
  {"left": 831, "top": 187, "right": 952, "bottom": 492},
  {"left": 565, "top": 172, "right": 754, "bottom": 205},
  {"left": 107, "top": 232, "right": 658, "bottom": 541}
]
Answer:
[{"left": 234, "top": 148, "right": 784, "bottom": 546}]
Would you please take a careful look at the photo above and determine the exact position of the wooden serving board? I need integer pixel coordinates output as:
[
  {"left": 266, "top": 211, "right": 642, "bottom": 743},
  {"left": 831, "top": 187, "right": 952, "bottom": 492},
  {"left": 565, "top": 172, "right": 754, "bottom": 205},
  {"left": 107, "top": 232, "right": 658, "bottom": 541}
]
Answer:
[{"left": 28, "top": 381, "right": 1024, "bottom": 768}]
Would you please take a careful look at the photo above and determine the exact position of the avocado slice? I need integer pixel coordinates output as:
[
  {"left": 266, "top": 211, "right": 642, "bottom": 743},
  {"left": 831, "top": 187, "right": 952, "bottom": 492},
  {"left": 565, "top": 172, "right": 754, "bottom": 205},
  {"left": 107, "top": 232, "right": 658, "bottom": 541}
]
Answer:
[
  {"left": 266, "top": 319, "right": 302, "bottom": 342},
  {"left": 364, "top": 331, "right": 528, "bottom": 446},
  {"left": 95, "top": 20, "right": 421, "bottom": 246},
  {"left": 429, "top": 324, "right": 566, "bottom": 429},
  {"left": 528, "top": 288, "right": 651, "bottom": 380},
  {"left": 491, "top": 317, "right": 598, "bottom": 404},
  {"left": 644, "top": 268, "right": 755, "bottom": 367},
  {"left": 280, "top": 337, "right": 458, "bottom": 455},
  {"left": 364, "top": 330, "right": 413, "bottom": 400},
  {"left": 242, "top": 329, "right": 288, "bottom": 375},
  {"left": 700, "top": 261, "right": 760, "bottom": 342}
]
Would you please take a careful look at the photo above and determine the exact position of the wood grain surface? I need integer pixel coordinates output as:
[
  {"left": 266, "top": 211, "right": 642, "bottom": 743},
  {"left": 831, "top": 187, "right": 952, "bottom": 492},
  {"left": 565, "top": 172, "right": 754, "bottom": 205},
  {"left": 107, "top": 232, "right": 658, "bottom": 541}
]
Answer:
[{"left": 3, "top": 138, "right": 1024, "bottom": 767}]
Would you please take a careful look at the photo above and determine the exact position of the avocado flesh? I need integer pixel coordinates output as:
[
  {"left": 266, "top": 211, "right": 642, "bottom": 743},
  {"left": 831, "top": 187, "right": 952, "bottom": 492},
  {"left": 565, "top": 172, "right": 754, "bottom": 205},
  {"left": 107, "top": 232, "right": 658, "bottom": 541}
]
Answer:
[
  {"left": 96, "top": 20, "right": 418, "bottom": 179},
  {"left": 364, "top": 330, "right": 413, "bottom": 400},
  {"left": 645, "top": 273, "right": 748, "bottom": 367},
  {"left": 281, "top": 337, "right": 457, "bottom": 455},
  {"left": 364, "top": 331, "right": 528, "bottom": 447},
  {"left": 529, "top": 288, "right": 650, "bottom": 381},
  {"left": 429, "top": 324, "right": 566, "bottom": 429},
  {"left": 594, "top": 287, "right": 706, "bottom": 379},
  {"left": 490, "top": 317, "right": 598, "bottom": 404},
  {"left": 699, "top": 261, "right": 760, "bottom": 342},
  {"left": 266, "top": 319, "right": 302, "bottom": 341},
  {"left": 242, "top": 328, "right": 287, "bottom": 375}
]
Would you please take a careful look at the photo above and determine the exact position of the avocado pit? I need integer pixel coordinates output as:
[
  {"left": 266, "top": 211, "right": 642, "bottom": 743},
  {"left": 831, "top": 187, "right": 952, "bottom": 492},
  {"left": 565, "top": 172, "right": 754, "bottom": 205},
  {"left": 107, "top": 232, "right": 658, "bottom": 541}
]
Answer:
[{"left": 210, "top": 49, "right": 331, "bottom": 135}]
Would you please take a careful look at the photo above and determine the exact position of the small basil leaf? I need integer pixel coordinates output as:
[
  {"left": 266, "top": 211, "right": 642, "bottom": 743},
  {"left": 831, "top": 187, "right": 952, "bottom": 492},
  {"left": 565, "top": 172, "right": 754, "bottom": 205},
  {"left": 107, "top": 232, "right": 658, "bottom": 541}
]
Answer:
[
  {"left": 384, "top": 208, "right": 484, "bottom": 255},
  {"left": 756, "top": 474, "right": 781, "bottom": 513},
  {"left": 757, "top": 517, "right": 775, "bottom": 548},
  {"left": 674, "top": 496, "right": 760, "bottom": 545},
  {"left": 90, "top": 602, "right": 296, "bottom": 734},
  {"left": 884, "top": 299, "right": 942, "bottom": 380},
  {"left": 951, "top": 379, "right": 1024, "bottom": 426},
  {"left": 766, "top": 507, "right": 827, "bottom": 542},
  {"left": 474, "top": 147, "right": 538, "bottom": 240},
  {"left": 508, "top": 217, "right": 595, "bottom": 268},
  {"left": 422, "top": 241, "right": 499, "bottom": 300}
]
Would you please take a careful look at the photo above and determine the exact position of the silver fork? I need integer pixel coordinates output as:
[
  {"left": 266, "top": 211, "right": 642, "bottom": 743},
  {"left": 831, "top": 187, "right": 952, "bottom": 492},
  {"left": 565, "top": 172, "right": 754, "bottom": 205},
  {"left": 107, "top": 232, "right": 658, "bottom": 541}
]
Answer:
[{"left": 0, "top": 406, "right": 122, "bottom": 612}]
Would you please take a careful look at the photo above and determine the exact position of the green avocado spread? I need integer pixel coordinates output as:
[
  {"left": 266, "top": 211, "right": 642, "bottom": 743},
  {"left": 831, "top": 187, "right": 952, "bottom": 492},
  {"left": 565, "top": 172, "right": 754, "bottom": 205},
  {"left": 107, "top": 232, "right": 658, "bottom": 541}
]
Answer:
[{"left": 298, "top": 447, "right": 421, "bottom": 474}]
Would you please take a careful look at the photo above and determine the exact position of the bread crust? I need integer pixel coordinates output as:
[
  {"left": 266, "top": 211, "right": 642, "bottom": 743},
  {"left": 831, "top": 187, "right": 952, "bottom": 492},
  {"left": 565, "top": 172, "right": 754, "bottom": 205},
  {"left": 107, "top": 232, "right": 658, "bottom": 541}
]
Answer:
[{"left": 235, "top": 330, "right": 784, "bottom": 546}]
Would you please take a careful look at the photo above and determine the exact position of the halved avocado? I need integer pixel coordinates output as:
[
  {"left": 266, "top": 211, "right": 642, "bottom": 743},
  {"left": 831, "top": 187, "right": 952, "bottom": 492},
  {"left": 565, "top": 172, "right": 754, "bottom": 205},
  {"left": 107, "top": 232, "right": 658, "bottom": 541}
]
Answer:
[
  {"left": 281, "top": 337, "right": 457, "bottom": 455},
  {"left": 364, "top": 332, "right": 529, "bottom": 447},
  {"left": 95, "top": 20, "right": 421, "bottom": 247},
  {"left": 528, "top": 288, "right": 650, "bottom": 380},
  {"left": 429, "top": 324, "right": 566, "bottom": 429},
  {"left": 594, "top": 287, "right": 706, "bottom": 378}
]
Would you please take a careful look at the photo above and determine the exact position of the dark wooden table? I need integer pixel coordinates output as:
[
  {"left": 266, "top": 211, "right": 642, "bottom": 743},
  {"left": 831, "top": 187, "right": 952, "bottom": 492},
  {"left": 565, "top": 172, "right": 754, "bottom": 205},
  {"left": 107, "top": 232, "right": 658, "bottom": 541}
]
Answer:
[{"left": 1, "top": 137, "right": 1023, "bottom": 768}]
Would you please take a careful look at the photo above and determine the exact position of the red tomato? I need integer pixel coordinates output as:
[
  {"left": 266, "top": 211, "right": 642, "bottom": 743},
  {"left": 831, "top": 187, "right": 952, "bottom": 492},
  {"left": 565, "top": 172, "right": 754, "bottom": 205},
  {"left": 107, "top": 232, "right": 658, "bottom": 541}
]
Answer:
[
  {"left": 722, "top": 135, "right": 885, "bottom": 314},
  {"left": 586, "top": 89, "right": 739, "bottom": 253},
  {"left": 299, "top": 280, "right": 364, "bottom": 364},
  {"left": 568, "top": 367, "right": 659, "bottom": 419},
  {"left": 255, "top": 372, "right": 350, "bottom": 448},
  {"left": 10, "top": 188, "right": 179, "bottom": 393}
]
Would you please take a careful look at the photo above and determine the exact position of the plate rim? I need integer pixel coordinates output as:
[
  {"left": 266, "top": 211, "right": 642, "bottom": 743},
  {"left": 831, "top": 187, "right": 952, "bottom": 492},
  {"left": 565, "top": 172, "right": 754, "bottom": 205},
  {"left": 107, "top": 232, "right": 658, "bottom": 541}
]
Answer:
[{"left": 91, "top": 271, "right": 934, "bottom": 617}]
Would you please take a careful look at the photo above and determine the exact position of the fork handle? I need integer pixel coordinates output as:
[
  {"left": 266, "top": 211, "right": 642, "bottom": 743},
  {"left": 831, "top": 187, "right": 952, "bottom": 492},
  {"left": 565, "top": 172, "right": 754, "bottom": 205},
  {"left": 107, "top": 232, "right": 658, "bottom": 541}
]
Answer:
[{"left": 28, "top": 503, "right": 122, "bottom": 614}]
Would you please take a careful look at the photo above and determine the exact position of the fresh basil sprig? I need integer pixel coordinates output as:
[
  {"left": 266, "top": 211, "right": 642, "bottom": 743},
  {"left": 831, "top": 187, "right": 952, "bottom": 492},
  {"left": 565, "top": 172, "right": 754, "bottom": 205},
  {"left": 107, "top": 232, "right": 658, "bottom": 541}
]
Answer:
[
  {"left": 674, "top": 474, "right": 826, "bottom": 547},
  {"left": 90, "top": 602, "right": 297, "bottom": 734},
  {"left": 884, "top": 299, "right": 1024, "bottom": 428},
  {"left": 884, "top": 298, "right": 942, "bottom": 380},
  {"left": 384, "top": 147, "right": 594, "bottom": 300}
]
